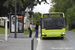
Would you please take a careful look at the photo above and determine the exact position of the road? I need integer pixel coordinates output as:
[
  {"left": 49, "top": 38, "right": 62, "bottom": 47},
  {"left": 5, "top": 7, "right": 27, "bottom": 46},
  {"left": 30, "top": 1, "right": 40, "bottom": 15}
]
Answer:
[
  {"left": 34, "top": 31, "right": 75, "bottom": 50},
  {"left": 0, "top": 30, "right": 75, "bottom": 50}
]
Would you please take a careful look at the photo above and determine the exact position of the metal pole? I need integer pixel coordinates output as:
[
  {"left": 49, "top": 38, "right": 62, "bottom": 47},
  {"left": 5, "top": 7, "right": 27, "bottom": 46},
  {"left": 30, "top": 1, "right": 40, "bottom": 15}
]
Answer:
[
  {"left": 15, "top": 0, "right": 17, "bottom": 38},
  {"left": 31, "top": 38, "right": 34, "bottom": 50}
]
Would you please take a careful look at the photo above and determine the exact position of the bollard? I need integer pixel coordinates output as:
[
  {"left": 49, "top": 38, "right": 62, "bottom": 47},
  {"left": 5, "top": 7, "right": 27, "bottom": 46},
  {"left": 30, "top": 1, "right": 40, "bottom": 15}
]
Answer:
[
  {"left": 31, "top": 38, "right": 34, "bottom": 50},
  {"left": 5, "top": 19, "right": 7, "bottom": 41}
]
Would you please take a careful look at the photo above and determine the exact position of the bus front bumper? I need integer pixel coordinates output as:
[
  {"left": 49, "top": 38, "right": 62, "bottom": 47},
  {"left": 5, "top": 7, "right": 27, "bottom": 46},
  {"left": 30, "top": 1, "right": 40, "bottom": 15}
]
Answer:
[{"left": 42, "top": 32, "right": 65, "bottom": 37}]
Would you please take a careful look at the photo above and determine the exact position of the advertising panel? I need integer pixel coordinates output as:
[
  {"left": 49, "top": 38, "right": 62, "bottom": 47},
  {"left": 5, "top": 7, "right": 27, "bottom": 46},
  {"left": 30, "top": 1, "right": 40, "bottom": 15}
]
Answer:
[{"left": 10, "top": 14, "right": 24, "bottom": 33}]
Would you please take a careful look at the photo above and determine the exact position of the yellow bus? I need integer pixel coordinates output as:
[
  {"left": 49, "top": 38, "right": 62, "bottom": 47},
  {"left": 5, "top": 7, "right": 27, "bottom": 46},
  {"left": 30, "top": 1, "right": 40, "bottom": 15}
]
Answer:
[{"left": 41, "top": 12, "right": 65, "bottom": 39}]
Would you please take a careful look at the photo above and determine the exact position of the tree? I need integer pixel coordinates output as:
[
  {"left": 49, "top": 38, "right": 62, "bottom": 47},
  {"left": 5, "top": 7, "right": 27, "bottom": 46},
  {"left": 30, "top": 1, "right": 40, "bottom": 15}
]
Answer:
[
  {"left": 0, "top": 0, "right": 36, "bottom": 16},
  {"left": 33, "top": 13, "right": 40, "bottom": 24},
  {"left": 50, "top": 0, "right": 73, "bottom": 13},
  {"left": 0, "top": 0, "right": 7, "bottom": 16},
  {"left": 3, "top": 0, "right": 35, "bottom": 12},
  {"left": 66, "top": 6, "right": 75, "bottom": 30},
  {"left": 49, "top": 7, "right": 55, "bottom": 12}
]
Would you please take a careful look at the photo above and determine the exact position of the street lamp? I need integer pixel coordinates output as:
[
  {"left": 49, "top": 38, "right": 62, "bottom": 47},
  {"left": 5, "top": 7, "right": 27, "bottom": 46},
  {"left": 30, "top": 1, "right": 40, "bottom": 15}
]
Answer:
[{"left": 15, "top": 0, "right": 17, "bottom": 38}]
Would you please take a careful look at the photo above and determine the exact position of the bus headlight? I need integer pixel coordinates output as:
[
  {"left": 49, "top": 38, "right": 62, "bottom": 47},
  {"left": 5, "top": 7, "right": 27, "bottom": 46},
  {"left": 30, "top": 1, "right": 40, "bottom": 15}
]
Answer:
[
  {"left": 61, "top": 32, "right": 65, "bottom": 34},
  {"left": 42, "top": 33, "right": 46, "bottom": 35}
]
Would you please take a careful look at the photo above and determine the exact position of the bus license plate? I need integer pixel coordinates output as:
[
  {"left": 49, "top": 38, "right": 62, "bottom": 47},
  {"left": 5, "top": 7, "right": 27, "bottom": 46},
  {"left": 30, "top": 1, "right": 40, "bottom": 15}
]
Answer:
[{"left": 52, "top": 35, "right": 56, "bottom": 37}]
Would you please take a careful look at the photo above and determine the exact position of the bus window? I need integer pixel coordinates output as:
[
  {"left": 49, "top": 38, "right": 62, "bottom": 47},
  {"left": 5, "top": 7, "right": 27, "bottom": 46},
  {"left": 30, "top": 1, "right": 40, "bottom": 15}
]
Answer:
[{"left": 42, "top": 18, "right": 65, "bottom": 29}]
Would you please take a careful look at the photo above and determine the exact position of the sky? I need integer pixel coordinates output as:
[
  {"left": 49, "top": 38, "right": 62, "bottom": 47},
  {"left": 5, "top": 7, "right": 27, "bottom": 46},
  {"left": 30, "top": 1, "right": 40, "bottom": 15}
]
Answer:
[{"left": 33, "top": 0, "right": 52, "bottom": 13}]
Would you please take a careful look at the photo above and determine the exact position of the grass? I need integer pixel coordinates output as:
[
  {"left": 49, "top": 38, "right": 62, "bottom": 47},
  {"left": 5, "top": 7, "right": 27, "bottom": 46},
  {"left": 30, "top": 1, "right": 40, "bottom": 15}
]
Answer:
[
  {"left": 65, "top": 25, "right": 68, "bottom": 30},
  {"left": 70, "top": 29, "right": 75, "bottom": 32},
  {"left": 65, "top": 25, "right": 75, "bottom": 32},
  {"left": 0, "top": 26, "right": 31, "bottom": 35},
  {"left": 0, "top": 26, "right": 9, "bottom": 34},
  {"left": 66, "top": 27, "right": 68, "bottom": 30},
  {"left": 24, "top": 29, "right": 30, "bottom": 35},
  {"left": 24, "top": 29, "right": 35, "bottom": 35}
]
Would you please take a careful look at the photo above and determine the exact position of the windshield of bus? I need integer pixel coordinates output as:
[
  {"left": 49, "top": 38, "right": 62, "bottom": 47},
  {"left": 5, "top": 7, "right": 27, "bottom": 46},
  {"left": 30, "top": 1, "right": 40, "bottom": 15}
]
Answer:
[{"left": 42, "top": 18, "right": 65, "bottom": 29}]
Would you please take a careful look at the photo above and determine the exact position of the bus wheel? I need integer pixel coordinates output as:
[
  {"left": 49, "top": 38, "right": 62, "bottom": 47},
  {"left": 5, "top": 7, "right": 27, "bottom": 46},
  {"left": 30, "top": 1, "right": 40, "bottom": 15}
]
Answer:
[
  {"left": 40, "top": 37, "right": 44, "bottom": 40},
  {"left": 61, "top": 37, "right": 64, "bottom": 39}
]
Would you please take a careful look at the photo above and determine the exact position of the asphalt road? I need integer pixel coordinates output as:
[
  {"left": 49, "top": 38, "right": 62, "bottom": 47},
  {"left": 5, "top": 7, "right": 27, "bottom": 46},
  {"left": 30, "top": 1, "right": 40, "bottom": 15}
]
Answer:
[
  {"left": 34, "top": 31, "right": 75, "bottom": 50},
  {"left": 0, "top": 31, "right": 75, "bottom": 50}
]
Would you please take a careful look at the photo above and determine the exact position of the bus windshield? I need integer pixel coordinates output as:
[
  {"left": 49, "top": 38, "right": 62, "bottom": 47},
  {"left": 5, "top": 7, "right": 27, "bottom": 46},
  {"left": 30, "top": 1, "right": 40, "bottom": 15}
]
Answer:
[{"left": 42, "top": 18, "right": 65, "bottom": 29}]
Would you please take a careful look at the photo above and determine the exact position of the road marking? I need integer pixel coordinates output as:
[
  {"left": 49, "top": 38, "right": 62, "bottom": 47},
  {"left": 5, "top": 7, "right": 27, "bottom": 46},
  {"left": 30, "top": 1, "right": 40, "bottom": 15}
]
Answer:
[
  {"left": 36, "top": 33, "right": 41, "bottom": 50},
  {"left": 0, "top": 40, "right": 5, "bottom": 42},
  {"left": 66, "top": 36, "right": 75, "bottom": 45}
]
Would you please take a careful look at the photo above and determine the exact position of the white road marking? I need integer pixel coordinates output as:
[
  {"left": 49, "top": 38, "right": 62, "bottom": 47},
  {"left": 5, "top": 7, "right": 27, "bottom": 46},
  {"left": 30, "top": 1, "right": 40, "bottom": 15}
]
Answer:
[
  {"left": 66, "top": 36, "right": 75, "bottom": 45},
  {"left": 36, "top": 33, "right": 41, "bottom": 50},
  {"left": 0, "top": 40, "right": 5, "bottom": 42}
]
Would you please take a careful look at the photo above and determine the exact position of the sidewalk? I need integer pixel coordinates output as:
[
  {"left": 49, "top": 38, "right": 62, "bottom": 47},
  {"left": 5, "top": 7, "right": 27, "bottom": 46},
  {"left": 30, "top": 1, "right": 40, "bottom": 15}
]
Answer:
[
  {"left": 0, "top": 31, "right": 40, "bottom": 50},
  {"left": 0, "top": 38, "right": 31, "bottom": 50},
  {"left": 0, "top": 33, "right": 34, "bottom": 50}
]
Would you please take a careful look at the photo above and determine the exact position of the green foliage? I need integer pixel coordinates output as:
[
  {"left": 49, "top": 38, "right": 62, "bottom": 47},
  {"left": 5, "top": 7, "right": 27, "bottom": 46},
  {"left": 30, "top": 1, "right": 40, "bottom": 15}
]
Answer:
[
  {"left": 33, "top": 13, "right": 40, "bottom": 24},
  {"left": 3, "top": 0, "right": 35, "bottom": 7},
  {"left": 0, "top": 0, "right": 36, "bottom": 16},
  {"left": 3, "top": 0, "right": 35, "bottom": 12},
  {"left": 51, "top": 0, "right": 72, "bottom": 13},
  {"left": 0, "top": 26, "right": 29, "bottom": 35},
  {"left": 66, "top": 6, "right": 75, "bottom": 24},
  {"left": 24, "top": 29, "right": 29, "bottom": 35},
  {"left": 49, "top": 7, "right": 55, "bottom": 12},
  {"left": 71, "top": 29, "right": 75, "bottom": 32}
]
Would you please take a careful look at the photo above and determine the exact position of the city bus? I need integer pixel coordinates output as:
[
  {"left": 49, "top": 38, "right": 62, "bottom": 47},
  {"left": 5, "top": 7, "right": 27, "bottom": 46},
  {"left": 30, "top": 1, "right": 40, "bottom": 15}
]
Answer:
[{"left": 40, "top": 12, "right": 65, "bottom": 39}]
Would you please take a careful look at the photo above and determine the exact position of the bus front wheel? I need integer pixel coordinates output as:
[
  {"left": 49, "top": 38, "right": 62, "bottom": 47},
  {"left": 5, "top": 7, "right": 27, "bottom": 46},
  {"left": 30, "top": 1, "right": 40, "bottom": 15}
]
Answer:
[
  {"left": 61, "top": 37, "right": 64, "bottom": 39},
  {"left": 40, "top": 37, "right": 45, "bottom": 40}
]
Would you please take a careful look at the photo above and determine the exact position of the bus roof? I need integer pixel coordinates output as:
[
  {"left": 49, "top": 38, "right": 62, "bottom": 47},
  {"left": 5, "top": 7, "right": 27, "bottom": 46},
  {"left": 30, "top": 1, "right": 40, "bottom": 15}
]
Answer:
[{"left": 42, "top": 12, "right": 64, "bottom": 14}]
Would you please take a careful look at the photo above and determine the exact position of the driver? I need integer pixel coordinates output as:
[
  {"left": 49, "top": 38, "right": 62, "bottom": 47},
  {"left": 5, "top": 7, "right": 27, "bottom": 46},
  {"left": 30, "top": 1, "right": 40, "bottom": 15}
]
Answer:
[{"left": 56, "top": 21, "right": 63, "bottom": 26}]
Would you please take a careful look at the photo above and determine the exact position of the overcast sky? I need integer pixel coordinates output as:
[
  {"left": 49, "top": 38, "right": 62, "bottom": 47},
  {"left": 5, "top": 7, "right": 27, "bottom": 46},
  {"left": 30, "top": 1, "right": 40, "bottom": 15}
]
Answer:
[{"left": 33, "top": 0, "right": 52, "bottom": 13}]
